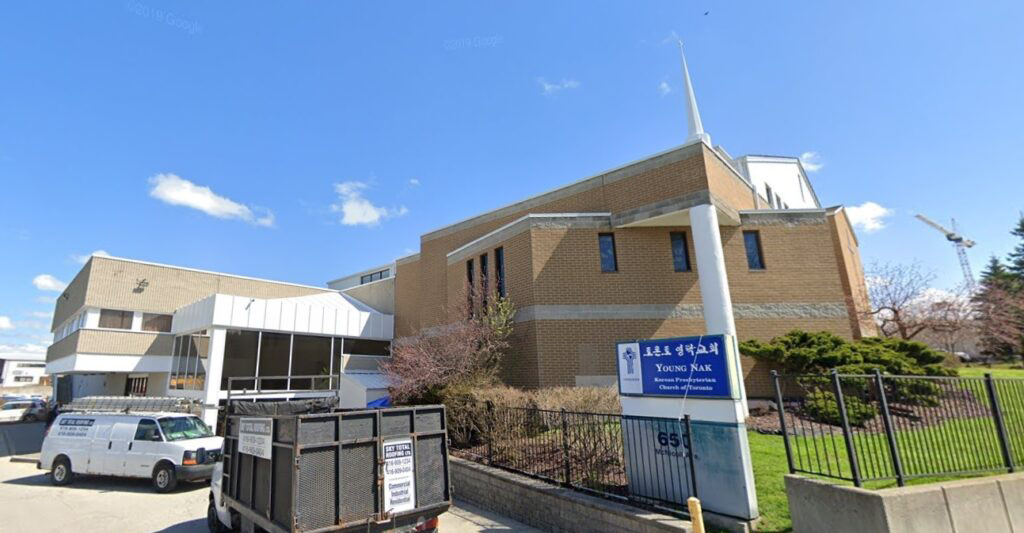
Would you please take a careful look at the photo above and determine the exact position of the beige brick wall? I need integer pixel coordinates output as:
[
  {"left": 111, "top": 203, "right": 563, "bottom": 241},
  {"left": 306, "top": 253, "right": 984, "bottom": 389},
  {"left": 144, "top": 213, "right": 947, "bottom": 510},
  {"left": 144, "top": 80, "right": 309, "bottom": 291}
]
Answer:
[
  {"left": 828, "top": 210, "right": 878, "bottom": 337},
  {"left": 47, "top": 329, "right": 175, "bottom": 362},
  {"left": 53, "top": 261, "right": 92, "bottom": 329},
  {"left": 79, "top": 257, "right": 328, "bottom": 320},
  {"left": 394, "top": 258, "right": 422, "bottom": 337},
  {"left": 705, "top": 146, "right": 757, "bottom": 211}
]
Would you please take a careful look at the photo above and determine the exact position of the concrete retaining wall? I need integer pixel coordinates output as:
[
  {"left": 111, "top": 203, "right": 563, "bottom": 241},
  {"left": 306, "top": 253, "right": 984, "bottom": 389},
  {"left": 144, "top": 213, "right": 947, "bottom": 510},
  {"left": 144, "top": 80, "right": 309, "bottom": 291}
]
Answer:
[
  {"left": 786, "top": 473, "right": 1024, "bottom": 533},
  {"left": 450, "top": 457, "right": 695, "bottom": 533}
]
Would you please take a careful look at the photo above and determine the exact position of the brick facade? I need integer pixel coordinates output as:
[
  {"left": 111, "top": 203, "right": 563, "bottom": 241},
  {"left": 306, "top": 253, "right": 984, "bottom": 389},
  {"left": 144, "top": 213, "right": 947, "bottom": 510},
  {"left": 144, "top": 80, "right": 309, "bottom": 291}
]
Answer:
[{"left": 393, "top": 141, "right": 875, "bottom": 396}]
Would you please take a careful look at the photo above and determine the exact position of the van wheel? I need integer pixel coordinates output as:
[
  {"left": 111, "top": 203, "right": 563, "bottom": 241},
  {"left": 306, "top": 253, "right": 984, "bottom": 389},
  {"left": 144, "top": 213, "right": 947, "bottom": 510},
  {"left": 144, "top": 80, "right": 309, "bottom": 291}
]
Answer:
[
  {"left": 153, "top": 463, "right": 178, "bottom": 493},
  {"left": 207, "top": 501, "right": 229, "bottom": 532},
  {"left": 51, "top": 456, "right": 73, "bottom": 486}
]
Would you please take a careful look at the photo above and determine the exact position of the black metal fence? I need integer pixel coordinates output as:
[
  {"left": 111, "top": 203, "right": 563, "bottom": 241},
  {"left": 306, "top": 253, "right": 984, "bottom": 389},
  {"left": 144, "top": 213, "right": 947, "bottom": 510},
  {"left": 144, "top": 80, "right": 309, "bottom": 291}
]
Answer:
[
  {"left": 447, "top": 402, "right": 697, "bottom": 517},
  {"left": 773, "top": 370, "right": 1024, "bottom": 487}
]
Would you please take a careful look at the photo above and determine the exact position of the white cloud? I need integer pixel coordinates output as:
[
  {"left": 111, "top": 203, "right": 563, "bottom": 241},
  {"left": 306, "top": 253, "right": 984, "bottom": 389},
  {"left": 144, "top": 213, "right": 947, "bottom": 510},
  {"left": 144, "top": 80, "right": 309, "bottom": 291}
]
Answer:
[
  {"left": 33, "top": 274, "right": 67, "bottom": 292},
  {"left": 36, "top": 295, "right": 56, "bottom": 304},
  {"left": 537, "top": 77, "right": 580, "bottom": 95},
  {"left": 800, "top": 151, "right": 824, "bottom": 172},
  {"left": 0, "top": 316, "right": 13, "bottom": 330},
  {"left": 658, "top": 81, "right": 672, "bottom": 96},
  {"left": 409, "top": 178, "right": 420, "bottom": 186},
  {"left": 331, "top": 182, "right": 409, "bottom": 227},
  {"left": 72, "top": 249, "right": 110, "bottom": 264},
  {"left": 846, "top": 201, "right": 893, "bottom": 233},
  {"left": 148, "top": 173, "right": 274, "bottom": 227},
  {"left": 29, "top": 311, "right": 52, "bottom": 319},
  {"left": 0, "top": 342, "right": 48, "bottom": 358}
]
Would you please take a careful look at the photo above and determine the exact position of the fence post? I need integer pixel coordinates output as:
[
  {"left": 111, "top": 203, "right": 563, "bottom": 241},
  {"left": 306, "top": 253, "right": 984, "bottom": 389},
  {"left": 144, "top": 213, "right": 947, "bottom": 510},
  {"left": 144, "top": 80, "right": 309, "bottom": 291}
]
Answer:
[
  {"left": 832, "top": 369, "right": 863, "bottom": 487},
  {"left": 560, "top": 408, "right": 571, "bottom": 485},
  {"left": 684, "top": 415, "right": 698, "bottom": 499},
  {"left": 772, "top": 371, "right": 796, "bottom": 474},
  {"left": 984, "top": 373, "right": 1016, "bottom": 473},
  {"left": 485, "top": 401, "right": 494, "bottom": 466},
  {"left": 874, "top": 370, "right": 906, "bottom": 486}
]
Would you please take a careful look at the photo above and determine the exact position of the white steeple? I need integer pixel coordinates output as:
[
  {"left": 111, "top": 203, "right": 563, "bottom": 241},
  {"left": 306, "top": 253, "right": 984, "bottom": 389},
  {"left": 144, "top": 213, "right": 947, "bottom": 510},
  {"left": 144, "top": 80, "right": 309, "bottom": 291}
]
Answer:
[{"left": 678, "top": 40, "right": 710, "bottom": 145}]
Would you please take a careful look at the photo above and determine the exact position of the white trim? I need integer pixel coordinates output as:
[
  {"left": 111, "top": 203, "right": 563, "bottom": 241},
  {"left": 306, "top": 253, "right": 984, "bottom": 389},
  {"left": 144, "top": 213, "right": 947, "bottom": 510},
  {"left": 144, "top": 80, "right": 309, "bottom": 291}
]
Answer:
[
  {"left": 46, "top": 353, "right": 174, "bottom": 375},
  {"left": 447, "top": 212, "right": 612, "bottom": 260}
]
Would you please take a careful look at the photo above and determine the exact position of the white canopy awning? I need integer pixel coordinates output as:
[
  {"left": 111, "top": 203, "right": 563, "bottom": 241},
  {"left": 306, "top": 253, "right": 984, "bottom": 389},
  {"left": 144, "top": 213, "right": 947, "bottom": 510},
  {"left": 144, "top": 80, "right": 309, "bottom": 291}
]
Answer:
[{"left": 171, "top": 292, "right": 394, "bottom": 340}]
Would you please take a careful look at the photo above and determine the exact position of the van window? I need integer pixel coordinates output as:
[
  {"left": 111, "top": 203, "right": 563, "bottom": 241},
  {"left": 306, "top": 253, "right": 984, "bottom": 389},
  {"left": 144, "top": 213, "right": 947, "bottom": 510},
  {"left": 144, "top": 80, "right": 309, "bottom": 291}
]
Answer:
[
  {"left": 134, "top": 419, "right": 162, "bottom": 441},
  {"left": 158, "top": 416, "right": 213, "bottom": 441}
]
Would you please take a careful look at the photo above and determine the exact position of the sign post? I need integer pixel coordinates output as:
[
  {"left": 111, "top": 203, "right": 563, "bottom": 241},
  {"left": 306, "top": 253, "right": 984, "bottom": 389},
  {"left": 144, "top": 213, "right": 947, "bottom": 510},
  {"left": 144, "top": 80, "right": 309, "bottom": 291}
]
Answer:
[{"left": 617, "top": 334, "right": 758, "bottom": 521}]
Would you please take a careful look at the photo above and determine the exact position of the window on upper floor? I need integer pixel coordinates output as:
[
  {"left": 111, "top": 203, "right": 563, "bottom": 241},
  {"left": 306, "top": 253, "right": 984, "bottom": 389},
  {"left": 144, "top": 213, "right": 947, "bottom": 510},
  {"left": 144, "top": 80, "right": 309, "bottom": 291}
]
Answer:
[
  {"left": 599, "top": 233, "right": 618, "bottom": 273},
  {"left": 670, "top": 232, "right": 691, "bottom": 272},
  {"left": 743, "top": 231, "right": 766, "bottom": 270},
  {"left": 98, "top": 309, "right": 133, "bottom": 329},
  {"left": 479, "top": 253, "right": 489, "bottom": 300},
  {"left": 765, "top": 185, "right": 774, "bottom": 208},
  {"left": 495, "top": 247, "right": 506, "bottom": 298},
  {"left": 142, "top": 313, "right": 172, "bottom": 332},
  {"left": 359, "top": 269, "right": 390, "bottom": 284}
]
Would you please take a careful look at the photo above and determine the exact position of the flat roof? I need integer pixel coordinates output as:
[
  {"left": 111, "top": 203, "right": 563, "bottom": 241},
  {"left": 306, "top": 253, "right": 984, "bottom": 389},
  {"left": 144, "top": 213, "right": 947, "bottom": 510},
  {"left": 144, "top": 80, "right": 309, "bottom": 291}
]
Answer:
[{"left": 89, "top": 255, "right": 333, "bottom": 293}]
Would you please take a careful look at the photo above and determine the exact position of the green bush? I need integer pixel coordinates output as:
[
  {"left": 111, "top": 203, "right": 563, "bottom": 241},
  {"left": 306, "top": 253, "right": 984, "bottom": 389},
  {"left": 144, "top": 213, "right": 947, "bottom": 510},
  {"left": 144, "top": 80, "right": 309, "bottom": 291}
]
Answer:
[
  {"left": 803, "top": 390, "right": 877, "bottom": 426},
  {"left": 740, "top": 330, "right": 954, "bottom": 377}
]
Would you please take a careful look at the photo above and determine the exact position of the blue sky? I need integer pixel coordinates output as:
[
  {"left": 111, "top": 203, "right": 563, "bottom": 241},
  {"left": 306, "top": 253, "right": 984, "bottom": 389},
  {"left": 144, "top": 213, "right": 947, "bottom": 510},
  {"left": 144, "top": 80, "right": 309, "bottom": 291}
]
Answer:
[{"left": 2, "top": 1, "right": 1022, "bottom": 354}]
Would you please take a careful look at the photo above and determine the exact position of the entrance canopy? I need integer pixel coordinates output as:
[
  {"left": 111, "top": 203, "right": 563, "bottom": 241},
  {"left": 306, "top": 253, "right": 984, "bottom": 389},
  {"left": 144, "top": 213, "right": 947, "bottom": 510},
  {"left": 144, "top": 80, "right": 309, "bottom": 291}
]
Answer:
[{"left": 171, "top": 292, "right": 393, "bottom": 340}]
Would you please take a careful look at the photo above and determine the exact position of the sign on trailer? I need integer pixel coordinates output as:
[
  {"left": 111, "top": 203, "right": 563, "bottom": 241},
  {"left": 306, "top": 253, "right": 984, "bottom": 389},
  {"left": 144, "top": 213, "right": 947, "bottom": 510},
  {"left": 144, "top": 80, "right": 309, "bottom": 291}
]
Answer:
[
  {"left": 617, "top": 334, "right": 738, "bottom": 398},
  {"left": 383, "top": 437, "right": 416, "bottom": 514},
  {"left": 238, "top": 418, "right": 273, "bottom": 460}
]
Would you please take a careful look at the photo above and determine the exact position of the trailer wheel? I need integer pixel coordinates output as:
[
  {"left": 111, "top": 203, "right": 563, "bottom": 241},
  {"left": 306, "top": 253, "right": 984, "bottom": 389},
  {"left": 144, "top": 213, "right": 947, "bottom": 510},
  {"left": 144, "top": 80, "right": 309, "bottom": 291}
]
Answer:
[
  {"left": 153, "top": 463, "right": 178, "bottom": 493},
  {"left": 51, "top": 456, "right": 73, "bottom": 486}
]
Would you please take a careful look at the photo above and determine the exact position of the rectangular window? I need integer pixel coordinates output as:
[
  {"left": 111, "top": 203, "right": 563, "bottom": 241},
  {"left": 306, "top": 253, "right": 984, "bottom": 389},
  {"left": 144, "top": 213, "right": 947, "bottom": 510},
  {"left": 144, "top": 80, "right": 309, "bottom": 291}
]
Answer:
[
  {"left": 466, "top": 258, "right": 474, "bottom": 286},
  {"left": 221, "top": 330, "right": 259, "bottom": 390},
  {"left": 599, "top": 233, "right": 618, "bottom": 272},
  {"left": 466, "top": 258, "right": 475, "bottom": 315},
  {"left": 98, "top": 309, "right": 133, "bottom": 329},
  {"left": 359, "top": 269, "right": 390, "bottom": 284},
  {"left": 743, "top": 230, "right": 766, "bottom": 270},
  {"left": 142, "top": 313, "right": 172, "bottom": 332},
  {"left": 289, "top": 335, "right": 332, "bottom": 390},
  {"left": 494, "top": 247, "right": 506, "bottom": 298},
  {"left": 670, "top": 232, "right": 691, "bottom": 272},
  {"left": 258, "top": 332, "right": 291, "bottom": 390},
  {"left": 765, "top": 185, "right": 774, "bottom": 208},
  {"left": 479, "top": 253, "right": 488, "bottom": 306},
  {"left": 343, "top": 338, "right": 391, "bottom": 357}
]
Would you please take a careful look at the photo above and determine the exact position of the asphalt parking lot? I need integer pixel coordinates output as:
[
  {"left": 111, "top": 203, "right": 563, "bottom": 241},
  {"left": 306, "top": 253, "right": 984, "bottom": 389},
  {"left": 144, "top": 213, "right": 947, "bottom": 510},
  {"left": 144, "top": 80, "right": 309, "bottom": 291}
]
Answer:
[{"left": 0, "top": 457, "right": 539, "bottom": 533}]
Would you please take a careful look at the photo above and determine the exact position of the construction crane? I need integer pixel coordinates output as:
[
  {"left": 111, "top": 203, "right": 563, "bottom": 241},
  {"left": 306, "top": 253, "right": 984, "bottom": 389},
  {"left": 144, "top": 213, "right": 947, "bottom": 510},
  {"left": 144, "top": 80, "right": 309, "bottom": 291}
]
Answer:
[{"left": 915, "top": 213, "right": 977, "bottom": 290}]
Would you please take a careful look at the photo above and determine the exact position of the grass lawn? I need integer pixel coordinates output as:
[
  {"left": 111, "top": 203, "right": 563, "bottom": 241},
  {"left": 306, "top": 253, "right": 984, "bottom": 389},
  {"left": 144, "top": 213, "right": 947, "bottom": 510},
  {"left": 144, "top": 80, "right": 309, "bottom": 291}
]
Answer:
[
  {"left": 747, "top": 430, "right": 794, "bottom": 532},
  {"left": 957, "top": 363, "right": 1024, "bottom": 379}
]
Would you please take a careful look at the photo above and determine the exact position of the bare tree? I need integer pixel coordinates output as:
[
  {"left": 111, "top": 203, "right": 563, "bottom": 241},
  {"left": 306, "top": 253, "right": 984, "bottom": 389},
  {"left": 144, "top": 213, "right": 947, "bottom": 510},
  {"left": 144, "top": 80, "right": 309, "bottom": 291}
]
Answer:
[
  {"left": 921, "top": 286, "right": 978, "bottom": 354},
  {"left": 865, "top": 262, "right": 938, "bottom": 339},
  {"left": 974, "top": 284, "right": 1024, "bottom": 356},
  {"left": 381, "top": 285, "right": 516, "bottom": 403}
]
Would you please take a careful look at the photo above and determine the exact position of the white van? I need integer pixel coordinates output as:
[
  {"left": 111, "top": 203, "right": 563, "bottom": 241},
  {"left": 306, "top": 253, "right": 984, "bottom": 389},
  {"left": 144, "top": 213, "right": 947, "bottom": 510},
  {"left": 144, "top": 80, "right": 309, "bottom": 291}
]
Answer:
[{"left": 40, "top": 412, "right": 223, "bottom": 492}]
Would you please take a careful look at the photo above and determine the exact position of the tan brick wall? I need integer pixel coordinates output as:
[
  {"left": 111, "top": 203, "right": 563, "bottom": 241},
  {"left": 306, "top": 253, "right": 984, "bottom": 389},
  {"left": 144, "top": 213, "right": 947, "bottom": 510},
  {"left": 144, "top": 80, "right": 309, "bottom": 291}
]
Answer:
[
  {"left": 394, "top": 258, "right": 422, "bottom": 337},
  {"left": 416, "top": 148, "right": 710, "bottom": 328},
  {"left": 53, "top": 261, "right": 92, "bottom": 329},
  {"left": 704, "top": 146, "right": 757, "bottom": 211},
  {"left": 47, "top": 329, "right": 175, "bottom": 362},
  {"left": 80, "top": 256, "right": 329, "bottom": 317},
  {"left": 722, "top": 223, "right": 846, "bottom": 304},
  {"left": 828, "top": 210, "right": 878, "bottom": 338},
  {"left": 530, "top": 226, "right": 702, "bottom": 305}
]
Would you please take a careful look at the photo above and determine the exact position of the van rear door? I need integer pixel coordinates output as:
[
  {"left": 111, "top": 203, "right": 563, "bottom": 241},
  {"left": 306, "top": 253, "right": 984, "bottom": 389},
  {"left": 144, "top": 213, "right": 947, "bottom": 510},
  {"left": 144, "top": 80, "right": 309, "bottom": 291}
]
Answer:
[{"left": 101, "top": 421, "right": 136, "bottom": 476}]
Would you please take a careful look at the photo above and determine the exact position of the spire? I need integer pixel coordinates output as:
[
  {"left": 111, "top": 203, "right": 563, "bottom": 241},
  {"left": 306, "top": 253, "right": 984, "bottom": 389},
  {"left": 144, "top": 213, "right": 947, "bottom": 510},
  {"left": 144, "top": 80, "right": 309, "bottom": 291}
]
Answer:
[{"left": 678, "top": 40, "right": 710, "bottom": 145}]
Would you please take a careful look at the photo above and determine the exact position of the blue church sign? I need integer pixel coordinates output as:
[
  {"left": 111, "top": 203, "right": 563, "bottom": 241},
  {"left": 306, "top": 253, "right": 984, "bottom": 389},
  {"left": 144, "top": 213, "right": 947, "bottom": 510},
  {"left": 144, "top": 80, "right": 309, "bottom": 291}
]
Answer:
[{"left": 616, "top": 334, "right": 736, "bottom": 398}]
